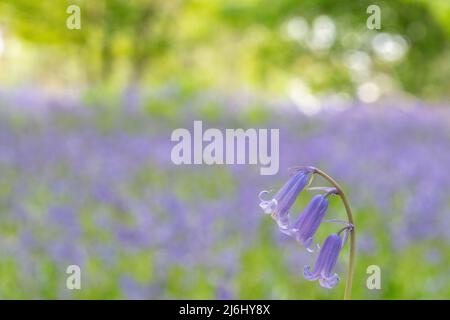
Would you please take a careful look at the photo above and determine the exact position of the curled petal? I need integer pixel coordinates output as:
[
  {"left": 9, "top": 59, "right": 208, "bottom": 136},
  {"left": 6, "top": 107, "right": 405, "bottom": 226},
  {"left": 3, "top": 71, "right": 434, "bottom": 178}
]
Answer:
[
  {"left": 259, "top": 191, "right": 277, "bottom": 214},
  {"left": 279, "top": 225, "right": 292, "bottom": 236},
  {"left": 258, "top": 190, "right": 272, "bottom": 201},
  {"left": 303, "top": 265, "right": 320, "bottom": 281},
  {"left": 303, "top": 237, "right": 315, "bottom": 253},
  {"left": 306, "top": 241, "right": 321, "bottom": 253},
  {"left": 274, "top": 212, "right": 290, "bottom": 232},
  {"left": 319, "top": 274, "right": 340, "bottom": 289}
]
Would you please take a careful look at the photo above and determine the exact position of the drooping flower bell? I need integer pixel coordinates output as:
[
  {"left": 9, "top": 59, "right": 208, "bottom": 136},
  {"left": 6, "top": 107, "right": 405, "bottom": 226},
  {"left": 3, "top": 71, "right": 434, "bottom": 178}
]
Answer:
[
  {"left": 259, "top": 166, "right": 356, "bottom": 295},
  {"left": 303, "top": 231, "right": 349, "bottom": 288},
  {"left": 290, "top": 194, "right": 329, "bottom": 252},
  {"left": 259, "top": 167, "right": 314, "bottom": 233}
]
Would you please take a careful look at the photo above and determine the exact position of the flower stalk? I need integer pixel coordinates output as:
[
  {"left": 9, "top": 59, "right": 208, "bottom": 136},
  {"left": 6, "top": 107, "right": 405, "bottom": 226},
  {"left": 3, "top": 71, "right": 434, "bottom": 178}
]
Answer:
[
  {"left": 310, "top": 167, "right": 355, "bottom": 300},
  {"left": 261, "top": 165, "right": 356, "bottom": 300}
]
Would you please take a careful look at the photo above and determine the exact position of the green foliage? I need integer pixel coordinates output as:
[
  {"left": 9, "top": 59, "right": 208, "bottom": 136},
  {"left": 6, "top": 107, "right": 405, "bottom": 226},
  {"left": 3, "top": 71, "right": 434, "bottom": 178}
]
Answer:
[{"left": 0, "top": 0, "right": 449, "bottom": 98}]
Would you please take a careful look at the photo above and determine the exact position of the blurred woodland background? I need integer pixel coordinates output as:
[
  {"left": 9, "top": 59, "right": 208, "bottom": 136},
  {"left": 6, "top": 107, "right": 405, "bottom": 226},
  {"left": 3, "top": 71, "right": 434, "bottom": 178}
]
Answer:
[{"left": 0, "top": 0, "right": 449, "bottom": 299}]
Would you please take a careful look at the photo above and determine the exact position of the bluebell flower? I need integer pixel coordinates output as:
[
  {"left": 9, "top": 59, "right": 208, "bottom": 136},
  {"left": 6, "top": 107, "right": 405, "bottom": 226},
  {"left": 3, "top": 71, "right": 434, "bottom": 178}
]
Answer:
[
  {"left": 303, "top": 233, "right": 345, "bottom": 288},
  {"left": 259, "top": 167, "right": 313, "bottom": 233},
  {"left": 290, "top": 194, "right": 329, "bottom": 252}
]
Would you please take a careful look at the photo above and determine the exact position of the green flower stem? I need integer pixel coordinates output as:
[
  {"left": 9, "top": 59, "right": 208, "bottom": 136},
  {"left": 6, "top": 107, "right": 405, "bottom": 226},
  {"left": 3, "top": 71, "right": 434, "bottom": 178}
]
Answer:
[{"left": 312, "top": 167, "right": 355, "bottom": 300}]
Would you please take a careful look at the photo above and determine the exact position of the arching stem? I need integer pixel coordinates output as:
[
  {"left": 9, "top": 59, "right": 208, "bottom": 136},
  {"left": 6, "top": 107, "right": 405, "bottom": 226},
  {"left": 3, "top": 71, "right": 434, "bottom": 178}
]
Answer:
[{"left": 312, "top": 167, "right": 355, "bottom": 300}]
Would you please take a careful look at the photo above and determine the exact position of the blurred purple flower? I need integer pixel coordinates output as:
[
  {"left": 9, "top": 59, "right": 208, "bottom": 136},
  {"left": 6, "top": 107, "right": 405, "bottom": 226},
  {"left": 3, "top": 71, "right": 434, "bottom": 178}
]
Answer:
[{"left": 1, "top": 88, "right": 450, "bottom": 298}]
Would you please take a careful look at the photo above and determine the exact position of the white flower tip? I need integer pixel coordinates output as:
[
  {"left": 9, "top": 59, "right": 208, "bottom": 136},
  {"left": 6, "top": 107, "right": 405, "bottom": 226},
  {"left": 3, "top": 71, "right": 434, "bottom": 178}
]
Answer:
[
  {"left": 306, "top": 246, "right": 315, "bottom": 253},
  {"left": 259, "top": 198, "right": 277, "bottom": 215},
  {"left": 258, "top": 190, "right": 272, "bottom": 201}
]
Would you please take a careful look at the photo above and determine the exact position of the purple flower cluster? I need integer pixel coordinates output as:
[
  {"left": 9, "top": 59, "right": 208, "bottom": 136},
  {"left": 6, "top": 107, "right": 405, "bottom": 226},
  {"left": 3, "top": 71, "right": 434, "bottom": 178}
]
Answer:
[
  {"left": 260, "top": 167, "right": 353, "bottom": 288},
  {"left": 0, "top": 87, "right": 449, "bottom": 298}
]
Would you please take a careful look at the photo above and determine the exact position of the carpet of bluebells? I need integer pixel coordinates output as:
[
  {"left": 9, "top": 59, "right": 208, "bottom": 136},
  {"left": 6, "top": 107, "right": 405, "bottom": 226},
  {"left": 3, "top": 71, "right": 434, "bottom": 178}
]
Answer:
[{"left": 0, "top": 87, "right": 449, "bottom": 299}]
